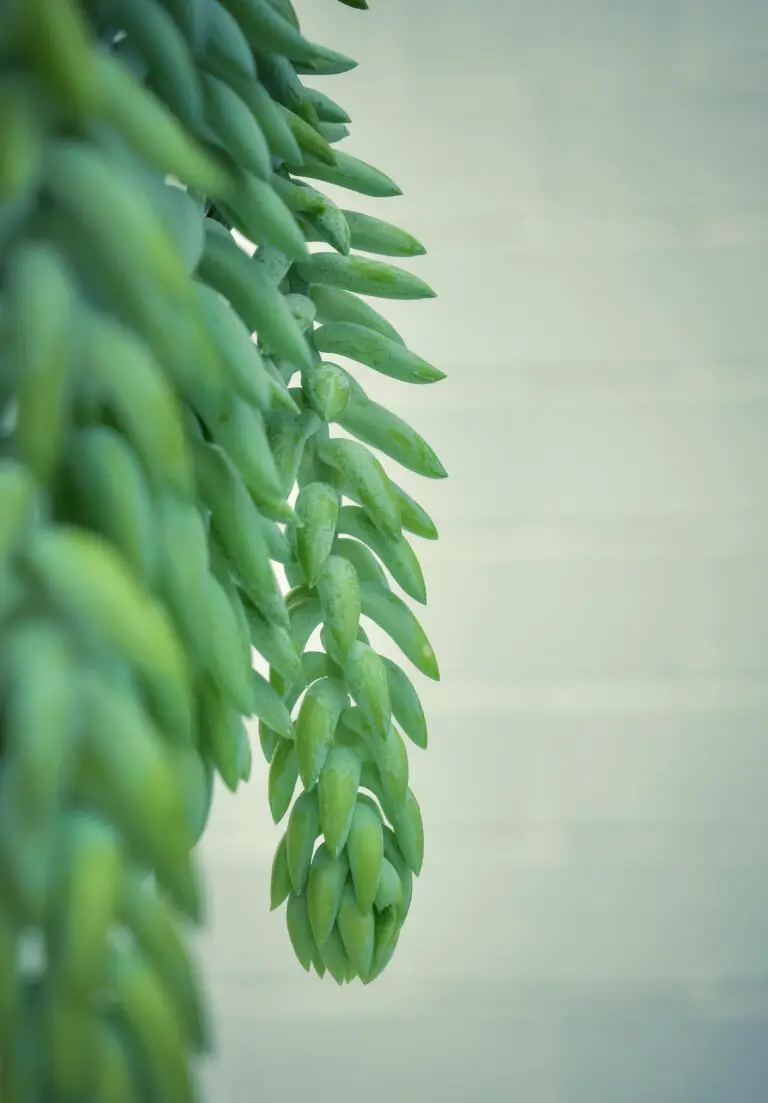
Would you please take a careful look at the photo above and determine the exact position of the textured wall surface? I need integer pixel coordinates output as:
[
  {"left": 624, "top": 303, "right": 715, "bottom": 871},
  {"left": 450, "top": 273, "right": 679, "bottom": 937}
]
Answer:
[{"left": 202, "top": 2, "right": 768, "bottom": 1099}]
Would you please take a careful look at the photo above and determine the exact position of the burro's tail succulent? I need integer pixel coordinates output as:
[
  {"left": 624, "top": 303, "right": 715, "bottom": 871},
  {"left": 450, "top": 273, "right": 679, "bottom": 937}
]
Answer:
[{"left": 0, "top": 0, "right": 446, "bottom": 1096}]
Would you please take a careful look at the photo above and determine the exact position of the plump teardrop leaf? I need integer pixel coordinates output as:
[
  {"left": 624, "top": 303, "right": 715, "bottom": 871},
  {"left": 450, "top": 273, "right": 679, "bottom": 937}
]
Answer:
[
  {"left": 295, "top": 252, "right": 436, "bottom": 300},
  {"left": 268, "top": 738, "right": 299, "bottom": 824},
  {"left": 286, "top": 891, "right": 316, "bottom": 972},
  {"left": 307, "top": 844, "right": 348, "bottom": 947},
  {"left": 270, "top": 834, "right": 292, "bottom": 911},
  {"left": 317, "top": 746, "right": 362, "bottom": 856},
  {"left": 343, "top": 641, "right": 391, "bottom": 742},
  {"left": 314, "top": 322, "right": 445, "bottom": 385},
  {"left": 336, "top": 881, "right": 374, "bottom": 977},
  {"left": 286, "top": 788, "right": 320, "bottom": 894},
  {"left": 345, "top": 799, "right": 384, "bottom": 913},
  {"left": 294, "top": 677, "right": 348, "bottom": 789},
  {"left": 294, "top": 481, "right": 340, "bottom": 587},
  {"left": 382, "top": 658, "right": 428, "bottom": 749},
  {"left": 359, "top": 582, "right": 439, "bottom": 680},
  {"left": 316, "top": 554, "right": 361, "bottom": 663}
]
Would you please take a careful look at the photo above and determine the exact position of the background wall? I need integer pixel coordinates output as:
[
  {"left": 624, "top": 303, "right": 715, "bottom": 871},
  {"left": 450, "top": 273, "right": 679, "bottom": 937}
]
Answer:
[{"left": 201, "top": 2, "right": 768, "bottom": 1099}]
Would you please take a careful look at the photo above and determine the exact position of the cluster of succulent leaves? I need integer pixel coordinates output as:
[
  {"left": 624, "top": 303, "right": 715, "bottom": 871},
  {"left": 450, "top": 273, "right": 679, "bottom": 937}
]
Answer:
[{"left": 0, "top": 0, "right": 446, "bottom": 1097}]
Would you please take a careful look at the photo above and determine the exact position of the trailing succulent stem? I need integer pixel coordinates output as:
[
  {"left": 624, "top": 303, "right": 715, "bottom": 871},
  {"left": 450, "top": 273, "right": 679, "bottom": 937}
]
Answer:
[{"left": 0, "top": 0, "right": 446, "bottom": 1096}]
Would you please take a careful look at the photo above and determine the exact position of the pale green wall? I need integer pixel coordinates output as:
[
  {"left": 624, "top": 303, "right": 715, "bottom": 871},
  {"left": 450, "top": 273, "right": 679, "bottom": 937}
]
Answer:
[{"left": 203, "top": 3, "right": 768, "bottom": 1099}]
